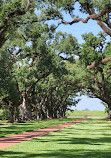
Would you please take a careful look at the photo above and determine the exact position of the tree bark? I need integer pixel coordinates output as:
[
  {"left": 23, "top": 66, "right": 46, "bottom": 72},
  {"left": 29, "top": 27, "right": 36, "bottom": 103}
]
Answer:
[
  {"left": 87, "top": 57, "right": 111, "bottom": 70},
  {"left": 107, "top": 104, "right": 111, "bottom": 120},
  {"left": 8, "top": 105, "right": 19, "bottom": 123},
  {"left": 20, "top": 96, "right": 32, "bottom": 121}
]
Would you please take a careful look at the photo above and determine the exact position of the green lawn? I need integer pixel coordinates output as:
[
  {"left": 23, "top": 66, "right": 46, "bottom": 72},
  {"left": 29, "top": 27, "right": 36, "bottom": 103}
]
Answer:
[
  {"left": 1, "top": 118, "right": 111, "bottom": 158},
  {"left": 0, "top": 118, "right": 80, "bottom": 138},
  {"left": 66, "top": 111, "right": 107, "bottom": 117}
]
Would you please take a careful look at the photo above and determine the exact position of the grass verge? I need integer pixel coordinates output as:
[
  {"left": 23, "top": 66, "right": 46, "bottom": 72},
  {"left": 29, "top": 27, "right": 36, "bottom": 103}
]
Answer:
[
  {"left": 0, "top": 118, "right": 80, "bottom": 138},
  {"left": 1, "top": 118, "right": 111, "bottom": 158}
]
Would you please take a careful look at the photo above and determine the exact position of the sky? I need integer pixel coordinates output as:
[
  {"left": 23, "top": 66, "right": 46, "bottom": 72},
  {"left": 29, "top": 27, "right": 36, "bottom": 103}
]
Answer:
[
  {"left": 72, "top": 95, "right": 105, "bottom": 111},
  {"left": 55, "top": 2, "right": 110, "bottom": 44},
  {"left": 49, "top": 2, "right": 111, "bottom": 111}
]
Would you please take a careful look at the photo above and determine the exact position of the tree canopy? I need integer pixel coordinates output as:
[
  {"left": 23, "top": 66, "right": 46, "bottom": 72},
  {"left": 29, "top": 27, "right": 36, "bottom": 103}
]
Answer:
[
  {"left": 0, "top": 6, "right": 80, "bottom": 122},
  {"left": 0, "top": 0, "right": 111, "bottom": 122},
  {"left": 42, "top": 0, "right": 111, "bottom": 69},
  {"left": 76, "top": 32, "right": 111, "bottom": 116},
  {"left": 43, "top": 0, "right": 111, "bottom": 36}
]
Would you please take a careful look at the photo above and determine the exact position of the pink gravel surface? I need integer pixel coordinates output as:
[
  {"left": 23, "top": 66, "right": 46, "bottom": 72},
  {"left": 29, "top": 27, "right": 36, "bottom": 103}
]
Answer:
[{"left": 0, "top": 118, "right": 87, "bottom": 150}]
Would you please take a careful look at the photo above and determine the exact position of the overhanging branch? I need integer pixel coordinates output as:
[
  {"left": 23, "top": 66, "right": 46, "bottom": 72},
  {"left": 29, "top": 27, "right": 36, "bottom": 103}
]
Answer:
[
  {"left": 87, "top": 57, "right": 111, "bottom": 70},
  {"left": 61, "top": 7, "right": 111, "bottom": 36},
  {"left": 7, "top": 0, "right": 31, "bottom": 18}
]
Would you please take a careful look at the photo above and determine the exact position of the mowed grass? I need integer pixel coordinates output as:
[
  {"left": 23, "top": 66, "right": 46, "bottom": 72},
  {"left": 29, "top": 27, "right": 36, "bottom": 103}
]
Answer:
[
  {"left": 66, "top": 110, "right": 107, "bottom": 117},
  {"left": 0, "top": 111, "right": 107, "bottom": 138},
  {"left": 0, "top": 118, "right": 80, "bottom": 138},
  {"left": 1, "top": 118, "right": 111, "bottom": 158}
]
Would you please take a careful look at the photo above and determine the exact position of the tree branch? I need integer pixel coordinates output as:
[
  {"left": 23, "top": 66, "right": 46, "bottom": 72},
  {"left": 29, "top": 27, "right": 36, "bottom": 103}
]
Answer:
[
  {"left": 5, "top": 49, "right": 22, "bottom": 71},
  {"left": 87, "top": 57, "right": 111, "bottom": 70},
  {"left": 7, "top": 0, "right": 31, "bottom": 18},
  {"left": 13, "top": 49, "right": 22, "bottom": 59},
  {"left": 62, "top": 7, "right": 111, "bottom": 24},
  {"left": 25, "top": 0, "right": 31, "bottom": 13},
  {"left": 61, "top": 7, "right": 111, "bottom": 36},
  {"left": 27, "top": 72, "right": 50, "bottom": 94},
  {"left": 96, "top": 20, "right": 111, "bottom": 36}
]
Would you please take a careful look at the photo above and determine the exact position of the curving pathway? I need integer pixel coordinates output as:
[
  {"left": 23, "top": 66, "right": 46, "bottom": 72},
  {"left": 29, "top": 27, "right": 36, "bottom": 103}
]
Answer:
[{"left": 0, "top": 118, "right": 87, "bottom": 150}]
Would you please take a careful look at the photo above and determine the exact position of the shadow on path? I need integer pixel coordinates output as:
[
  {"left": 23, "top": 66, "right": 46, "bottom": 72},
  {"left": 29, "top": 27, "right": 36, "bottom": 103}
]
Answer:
[{"left": 0, "top": 118, "right": 87, "bottom": 150}]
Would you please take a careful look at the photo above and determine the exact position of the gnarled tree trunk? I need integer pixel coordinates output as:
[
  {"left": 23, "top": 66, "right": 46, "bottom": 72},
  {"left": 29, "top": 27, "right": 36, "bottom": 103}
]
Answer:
[
  {"left": 9, "top": 105, "right": 19, "bottom": 123},
  {"left": 20, "top": 95, "right": 32, "bottom": 121}
]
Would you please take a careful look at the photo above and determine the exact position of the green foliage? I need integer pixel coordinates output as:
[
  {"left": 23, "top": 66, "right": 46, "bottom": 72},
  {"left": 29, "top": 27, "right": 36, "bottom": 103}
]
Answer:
[
  {"left": 44, "top": 0, "right": 111, "bottom": 37},
  {"left": 44, "top": 0, "right": 111, "bottom": 16},
  {"left": 51, "top": 32, "right": 79, "bottom": 63},
  {"left": 76, "top": 32, "right": 111, "bottom": 109},
  {"left": 1, "top": 0, "right": 110, "bottom": 122},
  {"left": 93, "top": 0, "right": 111, "bottom": 10},
  {"left": 0, "top": 44, "right": 20, "bottom": 106},
  {"left": 0, "top": 5, "right": 81, "bottom": 121},
  {"left": 53, "top": 32, "right": 79, "bottom": 55},
  {"left": 79, "top": 32, "right": 106, "bottom": 66},
  {"left": 0, "top": 109, "right": 10, "bottom": 120}
]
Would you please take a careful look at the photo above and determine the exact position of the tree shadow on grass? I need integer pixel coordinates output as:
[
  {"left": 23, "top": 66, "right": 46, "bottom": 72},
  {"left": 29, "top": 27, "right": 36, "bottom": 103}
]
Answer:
[
  {"left": 59, "top": 136, "right": 111, "bottom": 145},
  {"left": 0, "top": 118, "right": 111, "bottom": 158},
  {"left": 0, "top": 118, "right": 80, "bottom": 138},
  {"left": 0, "top": 149, "right": 111, "bottom": 158},
  {"left": 32, "top": 134, "right": 111, "bottom": 146}
]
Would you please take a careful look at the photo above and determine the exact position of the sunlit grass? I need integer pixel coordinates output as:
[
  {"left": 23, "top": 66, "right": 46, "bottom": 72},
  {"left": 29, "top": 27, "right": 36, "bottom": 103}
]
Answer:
[
  {"left": 0, "top": 118, "right": 80, "bottom": 138},
  {"left": 66, "top": 111, "right": 107, "bottom": 117},
  {"left": 1, "top": 118, "right": 111, "bottom": 158}
]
